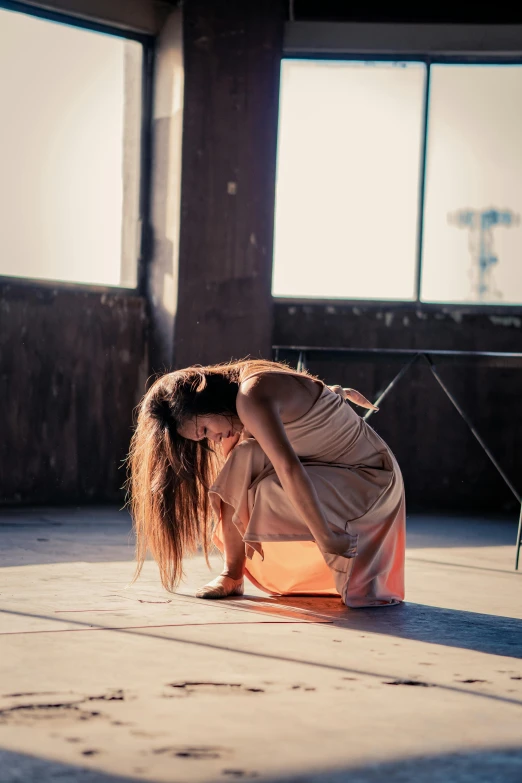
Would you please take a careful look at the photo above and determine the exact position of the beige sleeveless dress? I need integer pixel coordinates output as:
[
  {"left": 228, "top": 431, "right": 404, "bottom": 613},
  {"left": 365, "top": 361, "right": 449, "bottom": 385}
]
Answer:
[{"left": 209, "top": 372, "right": 405, "bottom": 608}]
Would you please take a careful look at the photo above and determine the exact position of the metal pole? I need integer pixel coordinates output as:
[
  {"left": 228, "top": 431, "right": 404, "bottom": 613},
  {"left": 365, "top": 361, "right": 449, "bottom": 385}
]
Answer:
[
  {"left": 425, "top": 356, "right": 521, "bottom": 505},
  {"left": 414, "top": 62, "right": 431, "bottom": 302},
  {"left": 363, "top": 353, "right": 421, "bottom": 421},
  {"left": 516, "top": 505, "right": 522, "bottom": 571}
]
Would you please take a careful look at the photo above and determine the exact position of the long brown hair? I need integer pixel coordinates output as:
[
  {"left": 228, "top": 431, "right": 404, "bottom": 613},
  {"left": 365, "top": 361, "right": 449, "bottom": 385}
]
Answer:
[{"left": 127, "top": 358, "right": 311, "bottom": 591}]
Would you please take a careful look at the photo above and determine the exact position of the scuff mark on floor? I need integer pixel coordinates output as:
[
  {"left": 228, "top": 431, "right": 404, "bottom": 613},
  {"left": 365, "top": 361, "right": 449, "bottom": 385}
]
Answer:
[
  {"left": 166, "top": 682, "right": 265, "bottom": 695},
  {"left": 384, "top": 679, "right": 432, "bottom": 687},
  {"left": 153, "top": 745, "right": 232, "bottom": 760}
]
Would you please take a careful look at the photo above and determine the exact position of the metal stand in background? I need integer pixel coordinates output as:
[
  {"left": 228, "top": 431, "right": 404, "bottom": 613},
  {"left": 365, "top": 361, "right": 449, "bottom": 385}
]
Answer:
[
  {"left": 515, "top": 506, "right": 522, "bottom": 571},
  {"left": 361, "top": 353, "right": 421, "bottom": 421},
  {"left": 274, "top": 345, "right": 522, "bottom": 570}
]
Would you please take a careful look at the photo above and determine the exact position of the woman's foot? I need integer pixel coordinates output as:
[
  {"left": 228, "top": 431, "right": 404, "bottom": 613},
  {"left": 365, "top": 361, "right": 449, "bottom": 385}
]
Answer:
[{"left": 195, "top": 573, "right": 244, "bottom": 599}]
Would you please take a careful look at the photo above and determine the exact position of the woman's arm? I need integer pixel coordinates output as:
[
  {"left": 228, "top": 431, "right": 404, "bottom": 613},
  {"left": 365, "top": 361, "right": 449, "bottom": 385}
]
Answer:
[{"left": 236, "top": 378, "right": 355, "bottom": 557}]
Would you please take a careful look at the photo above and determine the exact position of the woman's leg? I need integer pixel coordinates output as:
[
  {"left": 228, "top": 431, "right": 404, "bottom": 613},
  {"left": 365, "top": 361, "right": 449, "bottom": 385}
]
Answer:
[{"left": 196, "top": 501, "right": 246, "bottom": 599}]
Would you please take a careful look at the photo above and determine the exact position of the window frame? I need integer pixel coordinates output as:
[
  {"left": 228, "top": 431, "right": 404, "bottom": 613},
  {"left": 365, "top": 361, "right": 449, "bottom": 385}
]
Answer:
[
  {"left": 277, "top": 22, "right": 522, "bottom": 312},
  {"left": 0, "top": 0, "right": 154, "bottom": 296}
]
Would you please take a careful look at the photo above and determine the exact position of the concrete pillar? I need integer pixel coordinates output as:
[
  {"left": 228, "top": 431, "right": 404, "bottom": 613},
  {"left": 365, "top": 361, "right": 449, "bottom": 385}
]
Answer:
[
  {"left": 174, "top": 0, "right": 284, "bottom": 367},
  {"left": 148, "top": 0, "right": 285, "bottom": 371}
]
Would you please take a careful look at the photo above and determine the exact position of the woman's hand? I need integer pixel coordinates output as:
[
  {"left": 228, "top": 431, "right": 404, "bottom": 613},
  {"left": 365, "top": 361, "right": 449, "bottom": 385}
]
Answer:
[{"left": 318, "top": 528, "right": 356, "bottom": 557}]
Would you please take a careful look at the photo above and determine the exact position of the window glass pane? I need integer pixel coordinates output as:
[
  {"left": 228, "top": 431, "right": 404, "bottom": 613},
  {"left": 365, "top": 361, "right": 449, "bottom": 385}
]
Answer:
[
  {"left": 0, "top": 8, "right": 142, "bottom": 288},
  {"left": 421, "top": 64, "right": 522, "bottom": 304},
  {"left": 272, "top": 59, "right": 426, "bottom": 300}
]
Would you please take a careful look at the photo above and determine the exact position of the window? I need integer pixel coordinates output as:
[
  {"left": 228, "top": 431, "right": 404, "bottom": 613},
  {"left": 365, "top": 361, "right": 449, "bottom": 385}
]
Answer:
[
  {"left": 273, "top": 58, "right": 522, "bottom": 305},
  {"left": 421, "top": 65, "right": 522, "bottom": 305},
  {"left": 0, "top": 6, "right": 143, "bottom": 288}
]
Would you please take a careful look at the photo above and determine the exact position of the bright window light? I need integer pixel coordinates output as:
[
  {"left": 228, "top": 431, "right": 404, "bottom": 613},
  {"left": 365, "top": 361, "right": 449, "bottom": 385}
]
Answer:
[
  {"left": 421, "top": 64, "right": 522, "bottom": 305},
  {"left": 0, "top": 7, "right": 142, "bottom": 288},
  {"left": 272, "top": 59, "right": 426, "bottom": 300}
]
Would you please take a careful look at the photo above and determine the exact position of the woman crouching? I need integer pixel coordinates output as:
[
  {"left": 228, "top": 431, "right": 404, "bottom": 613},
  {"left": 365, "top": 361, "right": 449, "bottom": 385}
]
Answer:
[{"left": 128, "top": 359, "right": 405, "bottom": 608}]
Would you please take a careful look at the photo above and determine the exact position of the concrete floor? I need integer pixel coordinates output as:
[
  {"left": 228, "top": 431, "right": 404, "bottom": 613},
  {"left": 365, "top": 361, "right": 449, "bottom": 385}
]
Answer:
[{"left": 0, "top": 508, "right": 521, "bottom": 783}]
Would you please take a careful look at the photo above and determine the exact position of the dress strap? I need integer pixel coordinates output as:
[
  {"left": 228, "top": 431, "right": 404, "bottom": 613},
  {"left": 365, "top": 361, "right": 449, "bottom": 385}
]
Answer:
[{"left": 328, "top": 385, "right": 379, "bottom": 411}]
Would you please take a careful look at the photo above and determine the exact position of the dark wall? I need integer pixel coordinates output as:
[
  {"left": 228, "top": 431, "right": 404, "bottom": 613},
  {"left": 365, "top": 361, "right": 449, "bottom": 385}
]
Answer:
[
  {"left": 275, "top": 302, "right": 522, "bottom": 511},
  {"left": 0, "top": 282, "right": 148, "bottom": 504}
]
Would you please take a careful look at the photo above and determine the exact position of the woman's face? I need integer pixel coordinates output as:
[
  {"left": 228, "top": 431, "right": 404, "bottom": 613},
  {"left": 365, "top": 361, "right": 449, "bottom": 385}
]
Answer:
[{"left": 177, "top": 414, "right": 243, "bottom": 444}]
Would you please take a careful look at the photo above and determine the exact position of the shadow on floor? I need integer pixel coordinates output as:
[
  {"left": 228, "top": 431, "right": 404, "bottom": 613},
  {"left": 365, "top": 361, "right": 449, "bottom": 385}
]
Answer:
[
  {"left": 0, "top": 507, "right": 518, "bottom": 566},
  {"left": 238, "top": 595, "right": 522, "bottom": 659},
  {"left": 0, "top": 748, "right": 137, "bottom": 783},
  {"left": 0, "top": 509, "right": 135, "bottom": 567},
  {"left": 405, "top": 513, "right": 518, "bottom": 549},
  {"left": 1, "top": 745, "right": 522, "bottom": 783},
  {"left": 0, "top": 510, "right": 518, "bottom": 569}
]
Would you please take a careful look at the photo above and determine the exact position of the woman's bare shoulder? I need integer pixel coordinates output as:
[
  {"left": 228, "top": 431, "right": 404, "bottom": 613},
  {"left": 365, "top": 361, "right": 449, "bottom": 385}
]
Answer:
[
  {"left": 239, "top": 371, "right": 310, "bottom": 396},
  {"left": 238, "top": 372, "right": 322, "bottom": 418}
]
